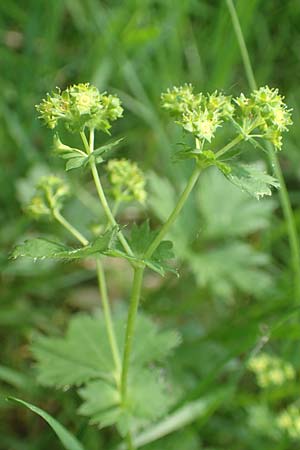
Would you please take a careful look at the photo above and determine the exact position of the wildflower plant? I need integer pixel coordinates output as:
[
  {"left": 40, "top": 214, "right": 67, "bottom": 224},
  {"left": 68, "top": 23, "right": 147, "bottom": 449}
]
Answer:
[{"left": 11, "top": 82, "right": 293, "bottom": 449}]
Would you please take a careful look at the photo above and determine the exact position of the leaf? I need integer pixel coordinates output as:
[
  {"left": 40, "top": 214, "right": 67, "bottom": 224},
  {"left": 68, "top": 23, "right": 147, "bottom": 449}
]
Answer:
[
  {"left": 91, "top": 137, "right": 124, "bottom": 162},
  {"left": 108, "top": 221, "right": 176, "bottom": 276},
  {"left": 31, "top": 315, "right": 115, "bottom": 387},
  {"left": 173, "top": 146, "right": 231, "bottom": 174},
  {"left": 53, "top": 134, "right": 88, "bottom": 171},
  {"left": 8, "top": 397, "right": 85, "bottom": 450},
  {"left": 226, "top": 162, "right": 280, "bottom": 199},
  {"left": 65, "top": 157, "right": 88, "bottom": 171},
  {"left": 11, "top": 229, "right": 115, "bottom": 261},
  {"left": 119, "top": 388, "right": 230, "bottom": 449},
  {"left": 189, "top": 242, "right": 272, "bottom": 298},
  {"left": 78, "top": 367, "right": 177, "bottom": 436},
  {"left": 197, "top": 167, "right": 275, "bottom": 239},
  {"left": 54, "top": 135, "right": 123, "bottom": 171},
  {"left": 31, "top": 312, "right": 180, "bottom": 389}
]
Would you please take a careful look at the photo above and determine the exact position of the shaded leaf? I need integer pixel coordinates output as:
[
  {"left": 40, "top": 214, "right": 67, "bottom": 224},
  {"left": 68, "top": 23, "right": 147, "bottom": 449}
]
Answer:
[
  {"left": 197, "top": 167, "right": 275, "bottom": 239},
  {"left": 189, "top": 242, "right": 272, "bottom": 298}
]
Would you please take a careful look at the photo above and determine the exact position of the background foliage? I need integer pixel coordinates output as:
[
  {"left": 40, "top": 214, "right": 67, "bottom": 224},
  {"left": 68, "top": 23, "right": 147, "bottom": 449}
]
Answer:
[{"left": 1, "top": 1, "right": 300, "bottom": 449}]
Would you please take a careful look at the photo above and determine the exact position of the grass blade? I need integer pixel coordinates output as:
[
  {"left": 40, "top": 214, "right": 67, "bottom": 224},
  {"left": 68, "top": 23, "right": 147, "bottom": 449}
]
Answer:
[{"left": 7, "top": 397, "right": 85, "bottom": 450}]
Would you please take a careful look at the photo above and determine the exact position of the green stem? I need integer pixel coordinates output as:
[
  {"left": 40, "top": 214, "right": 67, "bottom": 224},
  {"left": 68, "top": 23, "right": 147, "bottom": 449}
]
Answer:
[
  {"left": 226, "top": 0, "right": 300, "bottom": 299},
  {"left": 121, "top": 266, "right": 145, "bottom": 403},
  {"left": 96, "top": 259, "right": 121, "bottom": 375},
  {"left": 53, "top": 210, "right": 121, "bottom": 374},
  {"left": 120, "top": 156, "right": 203, "bottom": 449},
  {"left": 53, "top": 210, "right": 88, "bottom": 246},
  {"left": 225, "top": 0, "right": 256, "bottom": 91},
  {"left": 80, "top": 130, "right": 133, "bottom": 257},
  {"left": 126, "top": 431, "right": 135, "bottom": 450},
  {"left": 144, "top": 164, "right": 202, "bottom": 259},
  {"left": 215, "top": 134, "right": 243, "bottom": 158}
]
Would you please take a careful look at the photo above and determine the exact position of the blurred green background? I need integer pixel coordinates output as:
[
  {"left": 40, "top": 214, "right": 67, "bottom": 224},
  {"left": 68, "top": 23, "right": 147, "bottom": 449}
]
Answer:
[{"left": 1, "top": 1, "right": 300, "bottom": 449}]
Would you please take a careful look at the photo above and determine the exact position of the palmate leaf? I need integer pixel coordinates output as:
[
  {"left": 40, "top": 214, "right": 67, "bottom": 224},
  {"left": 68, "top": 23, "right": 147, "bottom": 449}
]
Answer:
[
  {"left": 189, "top": 242, "right": 272, "bottom": 298},
  {"left": 31, "top": 315, "right": 115, "bottom": 387},
  {"left": 108, "top": 221, "right": 176, "bottom": 276},
  {"left": 31, "top": 312, "right": 180, "bottom": 389},
  {"left": 197, "top": 167, "right": 275, "bottom": 239},
  {"left": 226, "top": 163, "right": 280, "bottom": 199},
  {"left": 78, "top": 367, "right": 176, "bottom": 437},
  {"left": 11, "top": 229, "right": 116, "bottom": 261},
  {"left": 8, "top": 397, "right": 85, "bottom": 450}
]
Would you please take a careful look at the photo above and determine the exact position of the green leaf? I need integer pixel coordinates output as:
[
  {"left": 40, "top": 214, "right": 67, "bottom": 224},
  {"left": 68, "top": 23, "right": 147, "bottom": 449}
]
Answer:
[
  {"left": 31, "top": 312, "right": 180, "bottom": 389},
  {"left": 79, "top": 367, "right": 177, "bottom": 436},
  {"left": 120, "top": 388, "right": 230, "bottom": 449},
  {"left": 108, "top": 221, "right": 176, "bottom": 276},
  {"left": 197, "top": 167, "right": 275, "bottom": 239},
  {"left": 226, "top": 163, "right": 280, "bottom": 199},
  {"left": 189, "top": 242, "right": 272, "bottom": 298},
  {"left": 8, "top": 397, "right": 85, "bottom": 450},
  {"left": 92, "top": 137, "right": 124, "bottom": 160},
  {"left": 31, "top": 315, "right": 115, "bottom": 387},
  {"left": 173, "top": 146, "right": 231, "bottom": 174},
  {"left": 11, "top": 229, "right": 115, "bottom": 261},
  {"left": 53, "top": 134, "right": 88, "bottom": 171},
  {"left": 53, "top": 135, "right": 123, "bottom": 171},
  {"left": 65, "top": 157, "right": 88, "bottom": 171}
]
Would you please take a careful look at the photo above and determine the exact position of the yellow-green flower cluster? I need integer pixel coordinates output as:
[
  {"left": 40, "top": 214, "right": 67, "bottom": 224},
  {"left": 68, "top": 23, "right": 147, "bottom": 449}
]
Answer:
[
  {"left": 161, "top": 84, "right": 292, "bottom": 150},
  {"left": 235, "top": 86, "right": 293, "bottom": 149},
  {"left": 26, "top": 175, "right": 69, "bottom": 219},
  {"left": 106, "top": 159, "right": 146, "bottom": 204},
  {"left": 248, "top": 352, "right": 295, "bottom": 388},
  {"left": 36, "top": 83, "right": 123, "bottom": 133},
  {"left": 277, "top": 405, "right": 300, "bottom": 439},
  {"left": 161, "top": 84, "right": 234, "bottom": 143}
]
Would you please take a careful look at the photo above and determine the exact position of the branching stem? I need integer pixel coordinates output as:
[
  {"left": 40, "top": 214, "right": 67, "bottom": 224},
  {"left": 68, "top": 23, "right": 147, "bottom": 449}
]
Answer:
[
  {"left": 80, "top": 129, "right": 133, "bottom": 257},
  {"left": 53, "top": 210, "right": 121, "bottom": 375}
]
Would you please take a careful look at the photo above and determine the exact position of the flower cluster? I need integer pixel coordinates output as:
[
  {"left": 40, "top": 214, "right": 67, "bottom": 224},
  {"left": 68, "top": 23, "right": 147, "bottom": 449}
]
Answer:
[
  {"left": 161, "top": 84, "right": 234, "bottom": 143},
  {"left": 277, "top": 405, "right": 300, "bottom": 440},
  {"left": 26, "top": 175, "right": 69, "bottom": 218},
  {"left": 235, "top": 86, "right": 293, "bottom": 149},
  {"left": 36, "top": 83, "right": 123, "bottom": 133},
  {"left": 161, "top": 84, "right": 292, "bottom": 150},
  {"left": 106, "top": 159, "right": 146, "bottom": 204},
  {"left": 248, "top": 352, "right": 295, "bottom": 388}
]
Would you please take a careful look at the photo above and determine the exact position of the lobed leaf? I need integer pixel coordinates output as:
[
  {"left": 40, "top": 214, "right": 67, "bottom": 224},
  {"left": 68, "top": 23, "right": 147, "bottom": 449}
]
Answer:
[
  {"left": 108, "top": 221, "right": 176, "bottom": 276},
  {"left": 79, "top": 367, "right": 177, "bottom": 436},
  {"left": 31, "top": 312, "right": 180, "bottom": 389},
  {"left": 11, "top": 229, "right": 116, "bottom": 261},
  {"left": 226, "top": 163, "right": 280, "bottom": 199}
]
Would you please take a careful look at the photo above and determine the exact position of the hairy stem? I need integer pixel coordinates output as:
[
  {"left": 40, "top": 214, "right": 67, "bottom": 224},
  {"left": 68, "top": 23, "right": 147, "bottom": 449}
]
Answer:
[
  {"left": 80, "top": 130, "right": 133, "bottom": 257},
  {"left": 53, "top": 210, "right": 121, "bottom": 374},
  {"left": 226, "top": 0, "right": 300, "bottom": 299}
]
